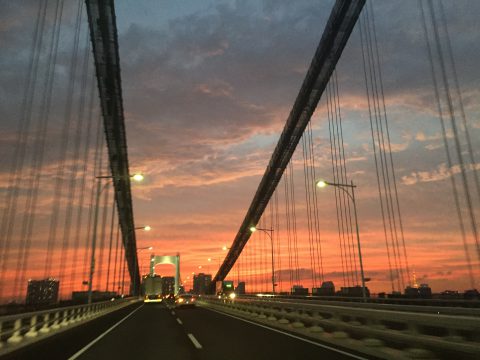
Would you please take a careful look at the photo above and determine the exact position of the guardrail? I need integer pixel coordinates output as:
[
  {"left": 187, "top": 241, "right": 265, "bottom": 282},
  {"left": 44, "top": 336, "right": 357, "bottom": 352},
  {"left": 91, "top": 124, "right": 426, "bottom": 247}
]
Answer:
[
  {"left": 200, "top": 296, "right": 480, "bottom": 359},
  {"left": 238, "top": 295, "right": 480, "bottom": 317},
  {"left": 0, "top": 297, "right": 140, "bottom": 356}
]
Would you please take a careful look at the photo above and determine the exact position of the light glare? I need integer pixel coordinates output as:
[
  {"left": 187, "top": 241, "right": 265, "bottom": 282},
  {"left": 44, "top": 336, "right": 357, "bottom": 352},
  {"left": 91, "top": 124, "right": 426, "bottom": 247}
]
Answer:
[{"left": 132, "top": 173, "right": 144, "bottom": 182}]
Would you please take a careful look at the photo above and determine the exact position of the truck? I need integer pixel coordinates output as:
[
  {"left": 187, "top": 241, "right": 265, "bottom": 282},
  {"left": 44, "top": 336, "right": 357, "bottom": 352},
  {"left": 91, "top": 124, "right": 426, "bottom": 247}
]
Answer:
[
  {"left": 216, "top": 280, "right": 236, "bottom": 300},
  {"left": 142, "top": 275, "right": 162, "bottom": 303}
]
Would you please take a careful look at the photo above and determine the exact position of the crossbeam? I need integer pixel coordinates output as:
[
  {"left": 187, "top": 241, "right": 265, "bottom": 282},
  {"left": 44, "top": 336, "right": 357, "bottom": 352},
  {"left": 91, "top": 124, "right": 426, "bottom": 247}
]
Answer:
[
  {"left": 85, "top": 0, "right": 140, "bottom": 294},
  {"left": 212, "top": 0, "right": 366, "bottom": 287}
]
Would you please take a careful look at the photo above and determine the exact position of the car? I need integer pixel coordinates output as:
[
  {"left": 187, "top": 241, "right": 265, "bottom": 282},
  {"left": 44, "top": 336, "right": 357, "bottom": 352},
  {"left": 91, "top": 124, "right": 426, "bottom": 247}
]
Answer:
[{"left": 175, "top": 294, "right": 196, "bottom": 308}]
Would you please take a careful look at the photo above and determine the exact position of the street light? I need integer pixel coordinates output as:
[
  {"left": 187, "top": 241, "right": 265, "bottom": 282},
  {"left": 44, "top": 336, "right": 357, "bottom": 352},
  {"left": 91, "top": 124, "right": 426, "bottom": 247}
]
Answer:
[
  {"left": 87, "top": 173, "right": 144, "bottom": 304},
  {"left": 132, "top": 227, "right": 153, "bottom": 294},
  {"left": 315, "top": 179, "right": 367, "bottom": 302},
  {"left": 249, "top": 226, "right": 275, "bottom": 295}
]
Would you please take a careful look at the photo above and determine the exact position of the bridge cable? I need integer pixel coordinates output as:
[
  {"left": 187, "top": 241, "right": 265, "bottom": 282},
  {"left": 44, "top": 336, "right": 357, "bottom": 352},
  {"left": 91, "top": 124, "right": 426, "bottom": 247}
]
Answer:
[
  {"left": 105, "top": 198, "right": 116, "bottom": 291},
  {"left": 96, "top": 177, "right": 111, "bottom": 289},
  {"left": 359, "top": 13, "right": 397, "bottom": 292},
  {"left": 12, "top": 0, "right": 64, "bottom": 300},
  {"left": 44, "top": 0, "right": 83, "bottom": 279},
  {"left": 274, "top": 189, "right": 283, "bottom": 292},
  {"left": 364, "top": 7, "right": 404, "bottom": 290},
  {"left": 332, "top": 72, "right": 360, "bottom": 285},
  {"left": 301, "top": 132, "right": 319, "bottom": 288},
  {"left": 59, "top": 10, "right": 91, "bottom": 291},
  {"left": 307, "top": 121, "right": 325, "bottom": 283},
  {"left": 112, "top": 223, "right": 120, "bottom": 293},
  {"left": 81, "top": 114, "right": 104, "bottom": 285},
  {"left": 426, "top": 0, "right": 480, "bottom": 263},
  {"left": 326, "top": 82, "right": 349, "bottom": 287},
  {"left": 289, "top": 161, "right": 301, "bottom": 285},
  {"left": 419, "top": 2, "right": 476, "bottom": 287},
  {"left": 283, "top": 170, "right": 294, "bottom": 289},
  {"left": 70, "top": 52, "right": 95, "bottom": 293},
  {"left": 369, "top": 1, "right": 411, "bottom": 286},
  {"left": 0, "top": 0, "right": 47, "bottom": 301}
]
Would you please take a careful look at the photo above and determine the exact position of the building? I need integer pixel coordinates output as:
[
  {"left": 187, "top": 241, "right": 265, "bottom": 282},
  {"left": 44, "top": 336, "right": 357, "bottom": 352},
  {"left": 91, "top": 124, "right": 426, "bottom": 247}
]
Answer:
[
  {"left": 193, "top": 273, "right": 212, "bottom": 295},
  {"left": 312, "top": 281, "right": 335, "bottom": 296},
  {"left": 161, "top": 276, "right": 175, "bottom": 296},
  {"left": 26, "top": 278, "right": 59, "bottom": 306},
  {"left": 291, "top": 285, "right": 308, "bottom": 296},
  {"left": 339, "top": 286, "right": 370, "bottom": 298}
]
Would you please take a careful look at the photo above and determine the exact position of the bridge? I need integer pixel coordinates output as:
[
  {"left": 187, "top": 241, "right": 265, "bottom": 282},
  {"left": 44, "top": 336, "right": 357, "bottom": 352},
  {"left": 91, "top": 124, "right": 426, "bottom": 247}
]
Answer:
[{"left": 0, "top": 0, "right": 479, "bottom": 359}]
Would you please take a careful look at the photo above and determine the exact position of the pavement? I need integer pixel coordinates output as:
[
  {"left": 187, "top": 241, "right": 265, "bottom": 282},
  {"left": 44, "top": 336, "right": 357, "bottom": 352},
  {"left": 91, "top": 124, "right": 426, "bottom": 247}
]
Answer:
[{"left": 3, "top": 301, "right": 371, "bottom": 360}]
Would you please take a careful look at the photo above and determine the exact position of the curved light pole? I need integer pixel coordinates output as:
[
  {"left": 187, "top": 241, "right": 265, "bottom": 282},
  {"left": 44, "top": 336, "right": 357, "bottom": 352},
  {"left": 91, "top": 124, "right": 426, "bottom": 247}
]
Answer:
[
  {"left": 249, "top": 226, "right": 275, "bottom": 295},
  {"left": 316, "top": 179, "right": 367, "bottom": 302},
  {"left": 87, "top": 173, "right": 144, "bottom": 304}
]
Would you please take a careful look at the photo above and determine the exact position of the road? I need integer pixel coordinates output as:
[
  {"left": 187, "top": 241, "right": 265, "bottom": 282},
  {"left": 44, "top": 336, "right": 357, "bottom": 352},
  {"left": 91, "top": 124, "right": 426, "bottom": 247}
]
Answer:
[{"left": 3, "top": 302, "right": 372, "bottom": 360}]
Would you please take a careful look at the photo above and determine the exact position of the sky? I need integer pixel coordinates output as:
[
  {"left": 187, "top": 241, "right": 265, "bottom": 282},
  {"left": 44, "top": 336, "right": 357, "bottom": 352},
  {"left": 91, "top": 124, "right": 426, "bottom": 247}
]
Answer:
[{"left": 0, "top": 0, "right": 479, "bottom": 300}]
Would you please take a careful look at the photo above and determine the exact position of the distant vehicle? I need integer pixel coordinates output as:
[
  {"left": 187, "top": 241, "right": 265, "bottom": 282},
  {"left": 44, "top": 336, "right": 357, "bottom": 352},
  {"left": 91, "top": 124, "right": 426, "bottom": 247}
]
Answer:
[
  {"left": 216, "top": 280, "right": 236, "bottom": 300},
  {"left": 143, "top": 275, "right": 162, "bottom": 303},
  {"left": 175, "top": 294, "right": 196, "bottom": 308}
]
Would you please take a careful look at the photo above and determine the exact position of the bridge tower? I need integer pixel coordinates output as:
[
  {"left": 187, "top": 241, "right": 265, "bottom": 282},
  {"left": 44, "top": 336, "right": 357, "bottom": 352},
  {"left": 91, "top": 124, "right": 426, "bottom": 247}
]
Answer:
[{"left": 149, "top": 254, "right": 181, "bottom": 294}]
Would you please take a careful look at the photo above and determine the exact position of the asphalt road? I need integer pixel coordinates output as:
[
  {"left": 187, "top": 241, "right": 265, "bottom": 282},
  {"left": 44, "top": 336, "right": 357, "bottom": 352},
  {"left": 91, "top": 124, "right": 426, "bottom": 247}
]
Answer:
[{"left": 3, "top": 302, "right": 372, "bottom": 360}]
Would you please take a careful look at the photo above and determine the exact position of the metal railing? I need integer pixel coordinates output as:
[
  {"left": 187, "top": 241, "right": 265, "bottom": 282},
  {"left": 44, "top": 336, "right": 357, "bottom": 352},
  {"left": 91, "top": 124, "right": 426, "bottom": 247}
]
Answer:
[
  {"left": 200, "top": 296, "right": 480, "bottom": 359},
  {"left": 0, "top": 297, "right": 139, "bottom": 356}
]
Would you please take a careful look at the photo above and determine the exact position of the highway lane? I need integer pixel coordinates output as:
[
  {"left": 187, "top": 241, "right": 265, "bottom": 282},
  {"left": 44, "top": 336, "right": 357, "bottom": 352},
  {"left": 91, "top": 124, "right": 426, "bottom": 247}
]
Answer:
[
  {"left": 71, "top": 302, "right": 369, "bottom": 360},
  {"left": 2, "top": 301, "right": 374, "bottom": 359},
  {"left": 175, "top": 304, "right": 367, "bottom": 360}
]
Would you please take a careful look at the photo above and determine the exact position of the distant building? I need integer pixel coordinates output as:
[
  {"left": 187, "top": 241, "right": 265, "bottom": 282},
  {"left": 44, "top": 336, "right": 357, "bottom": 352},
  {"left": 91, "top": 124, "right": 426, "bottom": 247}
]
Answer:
[
  {"left": 193, "top": 273, "right": 212, "bottom": 295},
  {"left": 235, "top": 282, "right": 246, "bottom": 295},
  {"left": 339, "top": 286, "right": 370, "bottom": 298},
  {"left": 291, "top": 285, "right": 308, "bottom": 296},
  {"left": 403, "top": 283, "right": 432, "bottom": 299},
  {"left": 312, "top": 281, "right": 335, "bottom": 296},
  {"left": 26, "top": 278, "right": 59, "bottom": 306},
  {"left": 161, "top": 276, "right": 175, "bottom": 296}
]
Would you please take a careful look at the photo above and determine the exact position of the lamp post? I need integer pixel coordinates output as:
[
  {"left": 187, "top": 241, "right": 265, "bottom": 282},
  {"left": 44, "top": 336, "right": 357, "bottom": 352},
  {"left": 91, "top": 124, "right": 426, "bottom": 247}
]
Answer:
[
  {"left": 87, "top": 173, "right": 144, "bottom": 304},
  {"left": 316, "top": 179, "right": 367, "bottom": 302},
  {"left": 249, "top": 226, "right": 275, "bottom": 296},
  {"left": 132, "top": 227, "right": 152, "bottom": 296}
]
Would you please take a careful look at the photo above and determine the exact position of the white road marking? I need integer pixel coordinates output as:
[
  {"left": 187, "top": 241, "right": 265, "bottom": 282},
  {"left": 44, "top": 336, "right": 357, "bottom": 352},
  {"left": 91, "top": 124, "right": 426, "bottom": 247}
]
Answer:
[
  {"left": 176, "top": 318, "right": 183, "bottom": 325},
  {"left": 187, "top": 333, "right": 203, "bottom": 349},
  {"left": 204, "top": 307, "right": 368, "bottom": 360},
  {"left": 68, "top": 304, "right": 144, "bottom": 360},
  {"left": 171, "top": 311, "right": 175, "bottom": 315}
]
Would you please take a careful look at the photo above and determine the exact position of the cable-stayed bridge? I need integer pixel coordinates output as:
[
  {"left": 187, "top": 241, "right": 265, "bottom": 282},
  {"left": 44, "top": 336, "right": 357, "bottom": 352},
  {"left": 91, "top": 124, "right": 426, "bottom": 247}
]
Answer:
[{"left": 0, "top": 1, "right": 479, "bottom": 359}]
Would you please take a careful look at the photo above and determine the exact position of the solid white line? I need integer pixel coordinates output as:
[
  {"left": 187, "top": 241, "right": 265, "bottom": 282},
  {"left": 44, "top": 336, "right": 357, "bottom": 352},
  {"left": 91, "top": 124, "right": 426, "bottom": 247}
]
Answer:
[
  {"left": 187, "top": 333, "right": 202, "bottom": 349},
  {"left": 68, "top": 304, "right": 144, "bottom": 360},
  {"left": 177, "top": 318, "right": 183, "bottom": 325},
  {"left": 204, "top": 307, "right": 368, "bottom": 360}
]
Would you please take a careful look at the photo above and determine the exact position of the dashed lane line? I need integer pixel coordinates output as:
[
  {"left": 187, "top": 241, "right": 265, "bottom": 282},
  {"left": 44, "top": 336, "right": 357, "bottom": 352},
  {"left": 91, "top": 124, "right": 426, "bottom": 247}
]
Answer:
[
  {"left": 176, "top": 318, "right": 183, "bottom": 325},
  {"left": 187, "top": 333, "right": 203, "bottom": 349},
  {"left": 67, "top": 304, "right": 144, "bottom": 360}
]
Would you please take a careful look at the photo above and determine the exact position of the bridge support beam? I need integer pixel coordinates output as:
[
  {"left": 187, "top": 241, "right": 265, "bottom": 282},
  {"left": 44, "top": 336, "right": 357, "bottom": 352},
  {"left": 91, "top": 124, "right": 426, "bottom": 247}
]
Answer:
[
  {"left": 85, "top": 0, "right": 140, "bottom": 294},
  {"left": 212, "top": 0, "right": 366, "bottom": 289}
]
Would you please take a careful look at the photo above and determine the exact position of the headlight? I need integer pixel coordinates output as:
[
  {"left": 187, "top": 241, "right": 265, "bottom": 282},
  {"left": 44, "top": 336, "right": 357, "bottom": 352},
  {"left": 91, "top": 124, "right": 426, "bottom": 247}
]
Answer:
[
  {"left": 229, "top": 293, "right": 236, "bottom": 299},
  {"left": 178, "top": 298, "right": 184, "bottom": 303}
]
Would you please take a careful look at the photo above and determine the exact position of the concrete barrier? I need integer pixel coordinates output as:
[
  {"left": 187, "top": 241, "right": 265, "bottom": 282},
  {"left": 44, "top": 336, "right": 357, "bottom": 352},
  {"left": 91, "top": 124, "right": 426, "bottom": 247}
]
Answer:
[
  {"left": 199, "top": 296, "right": 480, "bottom": 360},
  {"left": 0, "top": 297, "right": 140, "bottom": 356}
]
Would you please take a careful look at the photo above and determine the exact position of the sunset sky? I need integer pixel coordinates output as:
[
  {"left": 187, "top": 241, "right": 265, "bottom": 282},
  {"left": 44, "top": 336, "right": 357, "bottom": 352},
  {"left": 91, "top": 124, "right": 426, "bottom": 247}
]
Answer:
[{"left": 1, "top": 0, "right": 479, "bottom": 299}]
